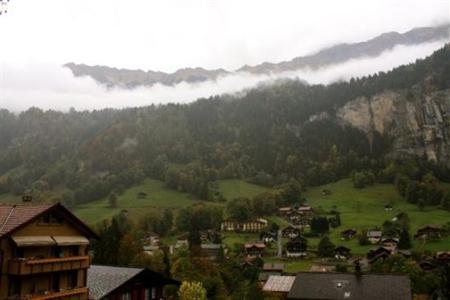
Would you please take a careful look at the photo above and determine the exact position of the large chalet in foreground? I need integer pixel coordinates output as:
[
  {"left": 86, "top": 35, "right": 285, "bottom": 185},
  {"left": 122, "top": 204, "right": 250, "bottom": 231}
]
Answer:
[{"left": 0, "top": 203, "right": 98, "bottom": 300}]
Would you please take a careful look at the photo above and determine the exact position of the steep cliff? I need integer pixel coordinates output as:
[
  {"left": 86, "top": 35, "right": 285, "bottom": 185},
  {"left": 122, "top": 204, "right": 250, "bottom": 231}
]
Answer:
[{"left": 336, "top": 88, "right": 450, "bottom": 165}]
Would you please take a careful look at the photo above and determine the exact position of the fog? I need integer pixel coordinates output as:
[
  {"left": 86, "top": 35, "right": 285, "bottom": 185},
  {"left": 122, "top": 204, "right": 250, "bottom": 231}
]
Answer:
[{"left": 0, "top": 40, "right": 447, "bottom": 112}]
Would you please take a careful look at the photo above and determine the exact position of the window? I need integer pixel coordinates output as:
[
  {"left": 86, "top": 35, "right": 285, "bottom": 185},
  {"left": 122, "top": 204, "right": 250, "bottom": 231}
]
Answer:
[{"left": 38, "top": 213, "right": 64, "bottom": 225}]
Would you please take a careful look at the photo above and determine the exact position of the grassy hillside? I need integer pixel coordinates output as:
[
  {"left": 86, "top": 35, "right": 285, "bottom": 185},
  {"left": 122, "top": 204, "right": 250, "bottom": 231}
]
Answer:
[
  {"left": 304, "top": 179, "right": 450, "bottom": 254},
  {"left": 73, "top": 178, "right": 208, "bottom": 225},
  {"left": 217, "top": 179, "right": 269, "bottom": 201}
]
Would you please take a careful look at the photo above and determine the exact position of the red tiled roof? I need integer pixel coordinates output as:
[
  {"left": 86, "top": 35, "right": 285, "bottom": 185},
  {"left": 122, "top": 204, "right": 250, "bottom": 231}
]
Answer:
[{"left": 0, "top": 204, "right": 54, "bottom": 237}]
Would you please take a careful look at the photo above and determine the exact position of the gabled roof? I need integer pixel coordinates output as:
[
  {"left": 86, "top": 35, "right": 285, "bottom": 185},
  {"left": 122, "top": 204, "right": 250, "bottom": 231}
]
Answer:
[
  {"left": 287, "top": 273, "right": 411, "bottom": 300},
  {"left": 263, "top": 275, "right": 296, "bottom": 293},
  {"left": 88, "top": 265, "right": 179, "bottom": 300},
  {"left": 0, "top": 203, "right": 98, "bottom": 239}
]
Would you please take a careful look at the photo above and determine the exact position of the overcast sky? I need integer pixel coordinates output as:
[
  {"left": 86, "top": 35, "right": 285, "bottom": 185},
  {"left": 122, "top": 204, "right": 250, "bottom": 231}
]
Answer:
[{"left": 0, "top": 0, "right": 449, "bottom": 111}]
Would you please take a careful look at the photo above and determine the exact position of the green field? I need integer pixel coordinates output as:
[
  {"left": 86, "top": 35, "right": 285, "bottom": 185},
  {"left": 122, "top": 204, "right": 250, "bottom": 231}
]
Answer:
[
  {"left": 304, "top": 178, "right": 450, "bottom": 254},
  {"left": 73, "top": 178, "right": 207, "bottom": 225},
  {"left": 217, "top": 179, "right": 269, "bottom": 201}
]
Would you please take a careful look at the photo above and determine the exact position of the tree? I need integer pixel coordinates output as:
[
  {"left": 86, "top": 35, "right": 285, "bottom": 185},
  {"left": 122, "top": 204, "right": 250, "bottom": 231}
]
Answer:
[
  {"left": 178, "top": 281, "right": 207, "bottom": 300},
  {"left": 317, "top": 236, "right": 335, "bottom": 257},
  {"left": 398, "top": 228, "right": 411, "bottom": 250},
  {"left": 131, "top": 250, "right": 166, "bottom": 273},
  {"left": 118, "top": 233, "right": 142, "bottom": 266},
  {"left": 108, "top": 192, "right": 118, "bottom": 208}
]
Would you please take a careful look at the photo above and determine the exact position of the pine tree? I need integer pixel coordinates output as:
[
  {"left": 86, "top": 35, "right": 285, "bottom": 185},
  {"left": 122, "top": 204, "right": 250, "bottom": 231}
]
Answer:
[
  {"left": 318, "top": 236, "right": 335, "bottom": 257},
  {"left": 398, "top": 228, "right": 411, "bottom": 250}
]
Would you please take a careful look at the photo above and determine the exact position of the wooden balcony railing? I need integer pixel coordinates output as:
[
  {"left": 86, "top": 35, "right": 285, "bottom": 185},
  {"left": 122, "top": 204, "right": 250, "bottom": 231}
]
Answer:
[
  {"left": 7, "top": 287, "right": 89, "bottom": 300},
  {"left": 8, "top": 256, "right": 90, "bottom": 275}
]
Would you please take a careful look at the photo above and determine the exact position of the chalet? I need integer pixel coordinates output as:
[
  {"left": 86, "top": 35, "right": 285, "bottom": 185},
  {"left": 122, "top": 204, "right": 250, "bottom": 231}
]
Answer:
[
  {"left": 367, "top": 247, "right": 392, "bottom": 264},
  {"left": 282, "top": 226, "right": 301, "bottom": 239},
  {"left": 340, "top": 229, "right": 357, "bottom": 240},
  {"left": 384, "top": 204, "right": 393, "bottom": 211},
  {"left": 200, "top": 244, "right": 223, "bottom": 261},
  {"left": 143, "top": 245, "right": 160, "bottom": 256},
  {"left": 175, "top": 233, "right": 189, "bottom": 249},
  {"left": 334, "top": 246, "right": 352, "bottom": 260},
  {"left": 262, "top": 275, "right": 295, "bottom": 298},
  {"left": 0, "top": 203, "right": 98, "bottom": 300},
  {"left": 242, "top": 218, "right": 268, "bottom": 232},
  {"left": 436, "top": 251, "right": 450, "bottom": 263},
  {"left": 278, "top": 207, "right": 293, "bottom": 217},
  {"left": 141, "top": 232, "right": 160, "bottom": 246},
  {"left": 221, "top": 218, "right": 268, "bottom": 233},
  {"left": 287, "top": 273, "right": 412, "bottom": 300},
  {"left": 285, "top": 236, "right": 307, "bottom": 258},
  {"left": 200, "top": 229, "right": 221, "bottom": 243},
  {"left": 244, "top": 243, "right": 266, "bottom": 257},
  {"left": 298, "top": 205, "right": 314, "bottom": 217},
  {"left": 381, "top": 237, "right": 399, "bottom": 249},
  {"left": 88, "top": 265, "right": 179, "bottom": 300},
  {"left": 259, "top": 263, "right": 285, "bottom": 284},
  {"left": 414, "top": 225, "right": 441, "bottom": 240},
  {"left": 263, "top": 263, "right": 284, "bottom": 274},
  {"left": 419, "top": 260, "right": 436, "bottom": 271},
  {"left": 260, "top": 230, "right": 277, "bottom": 244},
  {"left": 366, "top": 230, "right": 382, "bottom": 244}
]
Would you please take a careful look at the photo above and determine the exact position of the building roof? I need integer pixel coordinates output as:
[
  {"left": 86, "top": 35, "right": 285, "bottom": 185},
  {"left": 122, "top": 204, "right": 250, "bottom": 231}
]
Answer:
[
  {"left": 245, "top": 243, "right": 266, "bottom": 249},
  {"left": 0, "top": 203, "right": 97, "bottom": 238},
  {"left": 263, "top": 275, "right": 296, "bottom": 293},
  {"left": 287, "top": 273, "right": 411, "bottom": 300},
  {"left": 263, "top": 263, "right": 284, "bottom": 271},
  {"left": 88, "top": 265, "right": 179, "bottom": 300}
]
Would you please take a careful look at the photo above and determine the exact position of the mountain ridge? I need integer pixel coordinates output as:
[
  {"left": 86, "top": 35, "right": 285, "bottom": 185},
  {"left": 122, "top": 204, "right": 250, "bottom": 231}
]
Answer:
[{"left": 65, "top": 24, "right": 449, "bottom": 88}]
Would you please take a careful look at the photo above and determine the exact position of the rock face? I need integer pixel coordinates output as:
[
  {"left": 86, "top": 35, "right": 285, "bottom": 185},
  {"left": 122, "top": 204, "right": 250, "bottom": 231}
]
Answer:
[
  {"left": 336, "top": 89, "right": 450, "bottom": 165},
  {"left": 65, "top": 25, "right": 449, "bottom": 88}
]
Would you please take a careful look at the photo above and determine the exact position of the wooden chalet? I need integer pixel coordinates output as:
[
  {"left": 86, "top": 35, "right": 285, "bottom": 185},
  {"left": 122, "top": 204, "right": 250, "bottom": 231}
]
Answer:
[
  {"left": 366, "top": 230, "right": 382, "bottom": 244},
  {"left": 221, "top": 218, "right": 268, "bottom": 233},
  {"left": 414, "top": 225, "right": 442, "bottom": 240},
  {"left": 278, "top": 207, "right": 293, "bottom": 217},
  {"left": 340, "top": 229, "right": 357, "bottom": 240},
  {"left": 334, "top": 246, "right": 352, "bottom": 260},
  {"left": 436, "top": 251, "right": 450, "bottom": 263},
  {"left": 0, "top": 203, "right": 98, "bottom": 300},
  {"left": 282, "top": 226, "right": 301, "bottom": 239},
  {"left": 285, "top": 236, "right": 307, "bottom": 258},
  {"left": 367, "top": 247, "right": 392, "bottom": 264},
  {"left": 244, "top": 243, "right": 266, "bottom": 257},
  {"left": 260, "top": 230, "right": 277, "bottom": 244},
  {"left": 419, "top": 260, "right": 436, "bottom": 271},
  {"left": 200, "top": 244, "right": 223, "bottom": 261},
  {"left": 381, "top": 237, "right": 399, "bottom": 249}
]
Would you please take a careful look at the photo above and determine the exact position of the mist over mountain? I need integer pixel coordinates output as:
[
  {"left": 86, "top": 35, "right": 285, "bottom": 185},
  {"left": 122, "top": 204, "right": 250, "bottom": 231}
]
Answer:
[{"left": 65, "top": 25, "right": 449, "bottom": 89}]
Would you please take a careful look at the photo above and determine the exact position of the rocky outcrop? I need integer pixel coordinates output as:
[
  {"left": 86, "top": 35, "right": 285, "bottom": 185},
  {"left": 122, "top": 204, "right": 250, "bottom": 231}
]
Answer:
[{"left": 336, "top": 89, "right": 450, "bottom": 165}]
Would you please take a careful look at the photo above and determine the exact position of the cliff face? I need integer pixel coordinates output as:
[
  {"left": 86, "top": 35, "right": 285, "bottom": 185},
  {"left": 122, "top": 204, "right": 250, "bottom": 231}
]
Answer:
[{"left": 336, "top": 89, "right": 450, "bottom": 165}]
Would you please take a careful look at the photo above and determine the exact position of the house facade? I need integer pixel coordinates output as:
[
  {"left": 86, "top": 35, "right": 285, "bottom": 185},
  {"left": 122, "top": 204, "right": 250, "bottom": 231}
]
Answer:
[{"left": 0, "top": 203, "right": 98, "bottom": 300}]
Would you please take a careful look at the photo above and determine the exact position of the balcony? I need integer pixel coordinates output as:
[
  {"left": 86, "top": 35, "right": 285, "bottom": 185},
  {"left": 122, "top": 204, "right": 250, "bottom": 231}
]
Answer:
[
  {"left": 8, "top": 256, "right": 90, "bottom": 275},
  {"left": 7, "top": 287, "right": 89, "bottom": 300}
]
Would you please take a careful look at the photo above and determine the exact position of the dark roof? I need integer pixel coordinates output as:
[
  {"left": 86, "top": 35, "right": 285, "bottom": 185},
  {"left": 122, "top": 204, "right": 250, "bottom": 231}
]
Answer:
[
  {"left": 0, "top": 203, "right": 98, "bottom": 238},
  {"left": 88, "top": 265, "right": 179, "bottom": 300},
  {"left": 287, "top": 273, "right": 411, "bottom": 300}
]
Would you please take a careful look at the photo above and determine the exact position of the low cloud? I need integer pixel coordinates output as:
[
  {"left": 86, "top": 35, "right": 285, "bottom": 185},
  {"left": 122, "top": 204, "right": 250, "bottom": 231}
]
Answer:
[{"left": 0, "top": 40, "right": 447, "bottom": 112}]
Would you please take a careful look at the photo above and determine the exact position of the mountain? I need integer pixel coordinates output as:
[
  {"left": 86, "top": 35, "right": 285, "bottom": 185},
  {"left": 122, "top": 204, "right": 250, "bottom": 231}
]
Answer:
[
  {"left": 64, "top": 25, "right": 449, "bottom": 88},
  {"left": 1, "top": 45, "right": 449, "bottom": 207}
]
